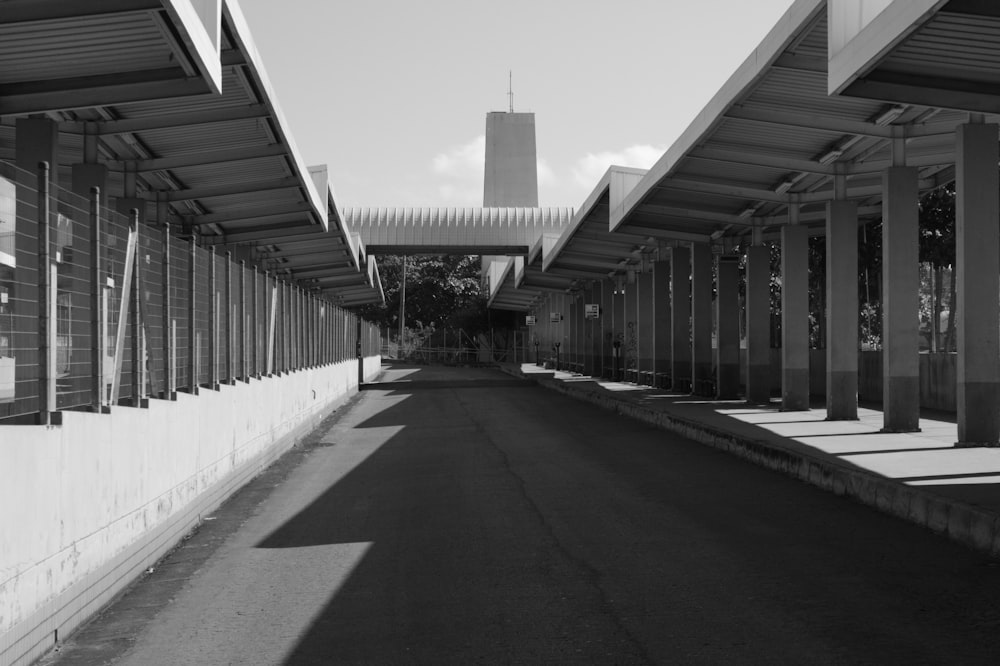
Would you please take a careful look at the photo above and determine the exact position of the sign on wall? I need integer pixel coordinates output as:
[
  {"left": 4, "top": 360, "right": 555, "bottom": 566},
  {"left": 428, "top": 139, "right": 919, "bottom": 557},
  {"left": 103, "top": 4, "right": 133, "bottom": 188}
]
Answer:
[
  {"left": 549, "top": 312, "right": 563, "bottom": 323},
  {"left": 585, "top": 304, "right": 600, "bottom": 319},
  {"left": 525, "top": 315, "right": 536, "bottom": 326}
]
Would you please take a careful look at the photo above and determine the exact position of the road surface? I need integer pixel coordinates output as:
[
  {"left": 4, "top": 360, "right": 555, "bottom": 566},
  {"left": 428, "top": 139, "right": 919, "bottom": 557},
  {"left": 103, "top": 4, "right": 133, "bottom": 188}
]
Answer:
[{"left": 47, "top": 364, "right": 1000, "bottom": 665}]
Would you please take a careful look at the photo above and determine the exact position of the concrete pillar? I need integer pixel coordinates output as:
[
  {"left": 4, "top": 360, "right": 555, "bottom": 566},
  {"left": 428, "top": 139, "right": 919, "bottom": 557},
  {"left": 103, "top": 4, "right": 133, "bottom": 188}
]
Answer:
[
  {"left": 613, "top": 280, "right": 626, "bottom": 380},
  {"left": 745, "top": 243, "right": 771, "bottom": 404},
  {"left": 670, "top": 246, "right": 691, "bottom": 392},
  {"left": 882, "top": 165, "right": 920, "bottom": 432},
  {"left": 691, "top": 243, "right": 713, "bottom": 395},
  {"left": 15, "top": 119, "right": 59, "bottom": 419},
  {"left": 625, "top": 271, "right": 638, "bottom": 379},
  {"left": 637, "top": 269, "right": 654, "bottom": 382},
  {"left": 781, "top": 223, "right": 810, "bottom": 410},
  {"left": 552, "top": 293, "right": 566, "bottom": 364},
  {"left": 826, "top": 197, "right": 859, "bottom": 420},
  {"left": 581, "top": 282, "right": 600, "bottom": 376},
  {"left": 653, "top": 255, "right": 671, "bottom": 385},
  {"left": 956, "top": 122, "right": 1000, "bottom": 446},
  {"left": 600, "top": 278, "right": 615, "bottom": 377},
  {"left": 716, "top": 255, "right": 740, "bottom": 398},
  {"left": 568, "top": 297, "right": 578, "bottom": 369}
]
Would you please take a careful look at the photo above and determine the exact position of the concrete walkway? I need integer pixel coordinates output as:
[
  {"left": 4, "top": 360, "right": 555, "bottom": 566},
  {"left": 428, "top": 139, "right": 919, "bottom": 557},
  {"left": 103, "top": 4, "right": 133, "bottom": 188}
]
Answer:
[{"left": 503, "top": 363, "right": 1000, "bottom": 558}]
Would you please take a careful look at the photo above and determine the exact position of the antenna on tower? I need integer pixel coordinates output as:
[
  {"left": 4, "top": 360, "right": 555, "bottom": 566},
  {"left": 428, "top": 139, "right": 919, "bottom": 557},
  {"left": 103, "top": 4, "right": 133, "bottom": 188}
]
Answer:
[{"left": 508, "top": 70, "right": 514, "bottom": 113}]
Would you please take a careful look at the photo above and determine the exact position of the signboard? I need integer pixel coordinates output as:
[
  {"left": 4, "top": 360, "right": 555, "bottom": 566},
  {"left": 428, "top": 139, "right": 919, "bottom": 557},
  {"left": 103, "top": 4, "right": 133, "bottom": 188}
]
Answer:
[
  {"left": 525, "top": 315, "right": 536, "bottom": 326},
  {"left": 549, "top": 312, "right": 563, "bottom": 323},
  {"left": 585, "top": 304, "right": 600, "bottom": 319}
]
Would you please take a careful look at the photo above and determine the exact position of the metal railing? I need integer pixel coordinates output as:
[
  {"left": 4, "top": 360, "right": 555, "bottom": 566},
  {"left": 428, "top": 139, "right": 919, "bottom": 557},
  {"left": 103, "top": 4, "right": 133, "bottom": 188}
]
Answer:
[{"left": 0, "top": 161, "right": 381, "bottom": 424}]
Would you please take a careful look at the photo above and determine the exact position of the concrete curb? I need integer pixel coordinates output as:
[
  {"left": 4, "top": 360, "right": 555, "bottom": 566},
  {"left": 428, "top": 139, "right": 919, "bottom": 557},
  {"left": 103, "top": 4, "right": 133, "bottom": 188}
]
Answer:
[{"left": 504, "top": 365, "right": 1000, "bottom": 558}]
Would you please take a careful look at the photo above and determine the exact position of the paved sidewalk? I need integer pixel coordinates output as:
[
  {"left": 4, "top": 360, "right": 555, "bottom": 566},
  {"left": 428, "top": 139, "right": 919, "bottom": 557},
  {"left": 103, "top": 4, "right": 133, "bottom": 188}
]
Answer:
[{"left": 502, "top": 363, "right": 1000, "bottom": 557}]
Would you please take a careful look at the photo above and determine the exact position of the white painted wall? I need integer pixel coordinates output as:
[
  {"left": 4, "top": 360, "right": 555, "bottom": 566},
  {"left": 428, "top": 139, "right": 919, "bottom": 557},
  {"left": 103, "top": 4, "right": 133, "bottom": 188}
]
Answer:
[{"left": 0, "top": 356, "right": 380, "bottom": 666}]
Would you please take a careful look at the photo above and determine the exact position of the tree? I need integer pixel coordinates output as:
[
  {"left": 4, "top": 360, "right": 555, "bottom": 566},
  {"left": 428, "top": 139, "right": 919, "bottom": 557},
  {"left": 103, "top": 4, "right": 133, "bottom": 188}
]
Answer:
[
  {"left": 356, "top": 254, "right": 506, "bottom": 343},
  {"left": 918, "top": 184, "right": 956, "bottom": 351}
]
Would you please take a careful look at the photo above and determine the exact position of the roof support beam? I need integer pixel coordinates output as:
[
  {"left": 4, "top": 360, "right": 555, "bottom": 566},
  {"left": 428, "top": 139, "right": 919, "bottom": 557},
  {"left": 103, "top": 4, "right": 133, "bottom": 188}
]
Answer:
[
  {"left": 62, "top": 105, "right": 271, "bottom": 135},
  {"left": 0, "top": 70, "right": 211, "bottom": 115},
  {"left": 689, "top": 147, "right": 833, "bottom": 174},
  {"left": 661, "top": 178, "right": 889, "bottom": 204},
  {"left": 213, "top": 225, "right": 324, "bottom": 245},
  {"left": 108, "top": 144, "right": 287, "bottom": 172},
  {"left": 0, "top": 0, "right": 160, "bottom": 23},
  {"left": 152, "top": 176, "right": 301, "bottom": 202},
  {"left": 724, "top": 107, "right": 892, "bottom": 138}
]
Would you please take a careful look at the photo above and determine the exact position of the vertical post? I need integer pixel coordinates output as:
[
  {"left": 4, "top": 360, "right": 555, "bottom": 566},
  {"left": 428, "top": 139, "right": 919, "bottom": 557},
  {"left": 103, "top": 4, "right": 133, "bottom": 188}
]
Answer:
[
  {"left": 130, "top": 209, "right": 143, "bottom": 406},
  {"left": 90, "top": 187, "right": 104, "bottom": 411},
  {"left": 691, "top": 243, "right": 713, "bottom": 395},
  {"left": 826, "top": 183, "right": 859, "bottom": 420},
  {"left": 746, "top": 241, "right": 771, "bottom": 404},
  {"left": 624, "top": 276, "right": 637, "bottom": 380},
  {"left": 240, "top": 260, "right": 247, "bottom": 381},
  {"left": 162, "top": 222, "right": 174, "bottom": 398},
  {"left": 308, "top": 293, "right": 314, "bottom": 367},
  {"left": 37, "top": 162, "right": 54, "bottom": 424},
  {"left": 781, "top": 220, "right": 811, "bottom": 411},
  {"left": 247, "top": 266, "right": 254, "bottom": 379},
  {"left": 716, "top": 255, "right": 740, "bottom": 398},
  {"left": 670, "top": 245, "right": 691, "bottom": 392},
  {"left": 956, "top": 121, "right": 1000, "bottom": 445},
  {"left": 225, "top": 252, "right": 234, "bottom": 384},
  {"left": 188, "top": 238, "right": 198, "bottom": 394},
  {"left": 653, "top": 254, "right": 671, "bottom": 387},
  {"left": 283, "top": 281, "right": 290, "bottom": 371},
  {"left": 209, "top": 249, "right": 218, "bottom": 389},
  {"left": 636, "top": 271, "right": 654, "bottom": 383},
  {"left": 357, "top": 313, "right": 363, "bottom": 386},
  {"left": 266, "top": 275, "right": 276, "bottom": 375},
  {"left": 612, "top": 283, "right": 625, "bottom": 379},
  {"left": 882, "top": 159, "right": 921, "bottom": 431}
]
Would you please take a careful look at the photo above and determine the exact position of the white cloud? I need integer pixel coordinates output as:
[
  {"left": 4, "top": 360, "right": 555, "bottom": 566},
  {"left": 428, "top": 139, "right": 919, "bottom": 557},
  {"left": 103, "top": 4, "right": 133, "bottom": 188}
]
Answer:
[
  {"left": 432, "top": 135, "right": 485, "bottom": 179},
  {"left": 571, "top": 144, "right": 665, "bottom": 188},
  {"left": 537, "top": 158, "right": 555, "bottom": 187},
  {"left": 431, "top": 135, "right": 485, "bottom": 206},
  {"left": 432, "top": 135, "right": 558, "bottom": 206}
]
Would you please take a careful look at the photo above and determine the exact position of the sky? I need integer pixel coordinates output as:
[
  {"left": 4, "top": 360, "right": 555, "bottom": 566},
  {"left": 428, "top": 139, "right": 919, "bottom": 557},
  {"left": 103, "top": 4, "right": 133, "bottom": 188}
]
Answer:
[{"left": 237, "top": 0, "right": 799, "bottom": 209}]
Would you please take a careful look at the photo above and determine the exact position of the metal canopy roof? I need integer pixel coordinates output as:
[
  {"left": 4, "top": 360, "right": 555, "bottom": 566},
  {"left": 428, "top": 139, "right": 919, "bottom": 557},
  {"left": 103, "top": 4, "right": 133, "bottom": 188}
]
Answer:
[
  {"left": 611, "top": 0, "right": 973, "bottom": 247},
  {"left": 0, "top": 0, "right": 382, "bottom": 306},
  {"left": 831, "top": 0, "right": 1000, "bottom": 114},
  {"left": 542, "top": 167, "right": 656, "bottom": 284},
  {"left": 344, "top": 206, "right": 574, "bottom": 256},
  {"left": 486, "top": 256, "right": 543, "bottom": 312}
]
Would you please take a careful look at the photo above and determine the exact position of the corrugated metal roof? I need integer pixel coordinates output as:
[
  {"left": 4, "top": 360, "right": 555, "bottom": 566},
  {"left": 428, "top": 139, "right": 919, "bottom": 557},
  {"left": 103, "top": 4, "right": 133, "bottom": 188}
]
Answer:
[
  {"left": 0, "top": 13, "right": 173, "bottom": 84},
  {"left": 0, "top": 1, "right": 364, "bottom": 302},
  {"left": 883, "top": 12, "right": 1000, "bottom": 81},
  {"left": 612, "top": 0, "right": 976, "bottom": 245},
  {"left": 344, "top": 207, "right": 574, "bottom": 253}
]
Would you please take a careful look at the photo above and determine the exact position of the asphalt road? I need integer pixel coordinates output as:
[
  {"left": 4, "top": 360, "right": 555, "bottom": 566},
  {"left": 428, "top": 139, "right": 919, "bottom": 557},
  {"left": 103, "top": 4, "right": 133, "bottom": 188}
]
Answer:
[{"left": 47, "top": 365, "right": 1000, "bottom": 665}]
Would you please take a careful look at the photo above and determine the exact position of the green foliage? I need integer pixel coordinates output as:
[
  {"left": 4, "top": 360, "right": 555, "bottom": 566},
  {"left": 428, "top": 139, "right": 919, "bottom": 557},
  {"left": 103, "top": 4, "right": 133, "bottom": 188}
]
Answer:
[
  {"left": 356, "top": 255, "right": 492, "bottom": 337},
  {"left": 918, "top": 183, "right": 956, "bottom": 268}
]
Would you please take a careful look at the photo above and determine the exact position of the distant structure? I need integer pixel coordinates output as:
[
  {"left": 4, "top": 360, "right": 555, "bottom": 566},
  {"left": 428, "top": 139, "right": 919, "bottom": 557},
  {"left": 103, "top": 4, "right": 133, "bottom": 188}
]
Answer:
[{"left": 483, "top": 111, "right": 538, "bottom": 207}]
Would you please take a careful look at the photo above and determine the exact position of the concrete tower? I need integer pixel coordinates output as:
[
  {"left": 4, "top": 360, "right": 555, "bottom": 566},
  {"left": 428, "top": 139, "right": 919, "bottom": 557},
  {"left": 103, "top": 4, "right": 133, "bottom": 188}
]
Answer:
[{"left": 483, "top": 112, "right": 538, "bottom": 207}]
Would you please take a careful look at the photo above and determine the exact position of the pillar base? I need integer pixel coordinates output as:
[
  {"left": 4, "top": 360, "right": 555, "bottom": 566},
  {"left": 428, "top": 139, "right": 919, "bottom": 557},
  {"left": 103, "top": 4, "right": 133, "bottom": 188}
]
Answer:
[
  {"left": 826, "top": 370, "right": 858, "bottom": 420},
  {"left": 716, "top": 364, "right": 739, "bottom": 400},
  {"left": 746, "top": 363, "right": 770, "bottom": 404},
  {"left": 781, "top": 368, "right": 810, "bottom": 411},
  {"left": 883, "top": 375, "right": 920, "bottom": 432},
  {"left": 958, "top": 381, "right": 1000, "bottom": 445}
]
